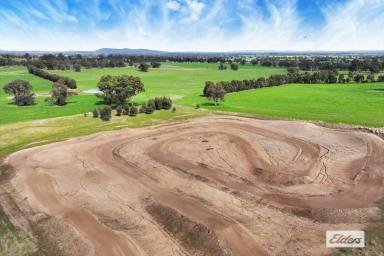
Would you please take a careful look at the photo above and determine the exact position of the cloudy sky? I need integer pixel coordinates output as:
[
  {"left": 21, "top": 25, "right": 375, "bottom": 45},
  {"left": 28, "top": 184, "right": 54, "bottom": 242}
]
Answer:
[{"left": 1, "top": 0, "right": 384, "bottom": 51}]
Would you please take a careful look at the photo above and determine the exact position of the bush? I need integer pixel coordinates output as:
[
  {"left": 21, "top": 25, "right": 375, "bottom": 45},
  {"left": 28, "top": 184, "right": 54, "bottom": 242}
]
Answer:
[
  {"left": 116, "top": 105, "right": 123, "bottom": 116},
  {"left": 147, "top": 99, "right": 156, "bottom": 109},
  {"left": 123, "top": 105, "right": 130, "bottom": 115},
  {"left": 145, "top": 100, "right": 155, "bottom": 114},
  {"left": 162, "top": 97, "right": 172, "bottom": 110},
  {"left": 129, "top": 106, "right": 138, "bottom": 116},
  {"left": 138, "top": 63, "right": 149, "bottom": 72},
  {"left": 50, "top": 81, "right": 68, "bottom": 106},
  {"left": 139, "top": 103, "right": 146, "bottom": 113},
  {"left": 195, "top": 104, "right": 200, "bottom": 109},
  {"left": 92, "top": 109, "right": 99, "bottom": 118},
  {"left": 151, "top": 62, "right": 161, "bottom": 68},
  {"left": 73, "top": 64, "right": 81, "bottom": 72},
  {"left": 172, "top": 107, "right": 176, "bottom": 112},
  {"left": 230, "top": 63, "right": 238, "bottom": 71},
  {"left": 154, "top": 97, "right": 163, "bottom": 110},
  {"left": 99, "top": 106, "right": 112, "bottom": 121}
]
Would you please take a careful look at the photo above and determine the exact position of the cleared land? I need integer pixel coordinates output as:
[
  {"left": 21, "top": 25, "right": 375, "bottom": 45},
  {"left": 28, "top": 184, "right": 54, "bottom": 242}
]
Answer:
[
  {"left": 1, "top": 64, "right": 383, "bottom": 126},
  {"left": 6, "top": 115, "right": 384, "bottom": 255}
]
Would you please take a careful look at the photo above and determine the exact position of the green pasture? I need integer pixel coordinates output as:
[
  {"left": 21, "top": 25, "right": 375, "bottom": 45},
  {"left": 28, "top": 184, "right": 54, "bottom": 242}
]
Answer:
[{"left": 0, "top": 63, "right": 383, "bottom": 127}]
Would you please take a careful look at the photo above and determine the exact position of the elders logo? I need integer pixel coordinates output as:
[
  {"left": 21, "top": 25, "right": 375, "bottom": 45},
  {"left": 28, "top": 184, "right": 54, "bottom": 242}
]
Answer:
[{"left": 326, "top": 230, "right": 365, "bottom": 248}]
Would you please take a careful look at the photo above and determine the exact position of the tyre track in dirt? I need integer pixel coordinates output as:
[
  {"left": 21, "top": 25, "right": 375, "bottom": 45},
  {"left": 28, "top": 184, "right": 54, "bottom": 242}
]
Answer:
[{"left": 6, "top": 115, "right": 384, "bottom": 256}]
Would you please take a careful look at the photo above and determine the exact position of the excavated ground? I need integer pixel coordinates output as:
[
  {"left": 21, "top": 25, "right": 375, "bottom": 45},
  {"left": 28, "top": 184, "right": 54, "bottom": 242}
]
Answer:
[{"left": 6, "top": 116, "right": 384, "bottom": 255}]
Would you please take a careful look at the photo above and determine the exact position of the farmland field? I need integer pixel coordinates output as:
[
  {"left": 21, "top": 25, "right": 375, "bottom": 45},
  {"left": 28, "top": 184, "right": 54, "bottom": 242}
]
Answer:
[{"left": 1, "top": 63, "right": 383, "bottom": 127}]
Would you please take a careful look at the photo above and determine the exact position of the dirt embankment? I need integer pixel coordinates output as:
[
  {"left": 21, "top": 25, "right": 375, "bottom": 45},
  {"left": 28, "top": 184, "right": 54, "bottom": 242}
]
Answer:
[{"left": 5, "top": 116, "right": 384, "bottom": 255}]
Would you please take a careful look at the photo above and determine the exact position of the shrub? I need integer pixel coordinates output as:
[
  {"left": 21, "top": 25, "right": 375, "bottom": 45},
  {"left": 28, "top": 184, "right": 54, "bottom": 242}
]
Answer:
[
  {"left": 50, "top": 81, "right": 68, "bottom": 106},
  {"left": 230, "top": 63, "right": 238, "bottom": 71},
  {"left": 92, "top": 109, "right": 99, "bottom": 118},
  {"left": 99, "top": 106, "right": 112, "bottom": 121},
  {"left": 116, "top": 105, "right": 123, "bottom": 116},
  {"left": 139, "top": 103, "right": 147, "bottom": 113},
  {"left": 172, "top": 107, "right": 176, "bottom": 112},
  {"left": 123, "top": 105, "right": 130, "bottom": 115},
  {"left": 138, "top": 63, "right": 149, "bottom": 72},
  {"left": 154, "top": 97, "right": 163, "bottom": 110},
  {"left": 129, "top": 106, "right": 138, "bottom": 116},
  {"left": 73, "top": 64, "right": 81, "bottom": 72},
  {"left": 145, "top": 100, "right": 155, "bottom": 114},
  {"left": 162, "top": 97, "right": 172, "bottom": 110},
  {"left": 195, "top": 104, "right": 200, "bottom": 109},
  {"left": 218, "top": 63, "right": 227, "bottom": 70},
  {"left": 151, "top": 62, "right": 161, "bottom": 68},
  {"left": 147, "top": 99, "right": 156, "bottom": 110}
]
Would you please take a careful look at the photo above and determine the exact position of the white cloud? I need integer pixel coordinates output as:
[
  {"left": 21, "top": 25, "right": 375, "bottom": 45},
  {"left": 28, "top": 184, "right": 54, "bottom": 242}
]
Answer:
[
  {"left": 183, "top": 0, "right": 205, "bottom": 22},
  {"left": 1, "top": 0, "right": 384, "bottom": 52},
  {"left": 138, "top": 26, "right": 151, "bottom": 38},
  {"left": 166, "top": 0, "right": 181, "bottom": 11}
]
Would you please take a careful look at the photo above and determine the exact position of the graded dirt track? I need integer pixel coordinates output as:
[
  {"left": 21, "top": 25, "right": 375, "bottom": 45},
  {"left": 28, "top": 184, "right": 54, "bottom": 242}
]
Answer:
[{"left": 6, "top": 116, "right": 384, "bottom": 255}]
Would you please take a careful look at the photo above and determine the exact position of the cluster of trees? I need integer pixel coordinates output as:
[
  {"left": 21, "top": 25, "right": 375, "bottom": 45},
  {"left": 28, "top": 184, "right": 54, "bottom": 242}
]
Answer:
[
  {"left": 218, "top": 62, "right": 239, "bottom": 71},
  {"left": 255, "top": 56, "right": 384, "bottom": 72},
  {"left": 91, "top": 96, "right": 172, "bottom": 121},
  {"left": 3, "top": 53, "right": 384, "bottom": 75},
  {"left": 117, "top": 105, "right": 139, "bottom": 116},
  {"left": 93, "top": 106, "right": 112, "bottom": 121},
  {"left": 1, "top": 54, "right": 231, "bottom": 69},
  {"left": 203, "top": 69, "right": 384, "bottom": 98},
  {"left": 140, "top": 97, "right": 172, "bottom": 114},
  {"left": 0, "top": 55, "right": 21, "bottom": 66},
  {"left": 97, "top": 74, "right": 145, "bottom": 106},
  {"left": 27, "top": 66, "right": 77, "bottom": 89},
  {"left": 3, "top": 80, "right": 35, "bottom": 106}
]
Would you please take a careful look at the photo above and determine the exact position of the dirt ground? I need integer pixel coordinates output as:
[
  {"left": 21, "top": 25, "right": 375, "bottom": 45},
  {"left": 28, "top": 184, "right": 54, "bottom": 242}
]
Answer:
[{"left": 5, "top": 115, "right": 384, "bottom": 256}]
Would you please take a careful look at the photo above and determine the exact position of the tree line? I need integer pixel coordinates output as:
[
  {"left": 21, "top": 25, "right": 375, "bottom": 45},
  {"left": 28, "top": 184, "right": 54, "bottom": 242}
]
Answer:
[
  {"left": 256, "top": 56, "right": 384, "bottom": 72},
  {"left": 3, "top": 53, "right": 384, "bottom": 74},
  {"left": 203, "top": 69, "right": 384, "bottom": 103},
  {"left": 27, "top": 66, "right": 77, "bottom": 89},
  {"left": 0, "top": 53, "right": 232, "bottom": 70}
]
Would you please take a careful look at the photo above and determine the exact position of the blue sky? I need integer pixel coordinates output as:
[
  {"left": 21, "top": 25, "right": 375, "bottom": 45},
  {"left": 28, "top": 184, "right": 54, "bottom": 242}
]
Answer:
[{"left": 1, "top": 0, "right": 384, "bottom": 51}]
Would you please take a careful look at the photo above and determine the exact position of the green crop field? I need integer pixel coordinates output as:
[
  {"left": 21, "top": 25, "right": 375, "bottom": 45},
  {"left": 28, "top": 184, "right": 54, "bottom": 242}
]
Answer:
[{"left": 1, "top": 63, "right": 383, "bottom": 127}]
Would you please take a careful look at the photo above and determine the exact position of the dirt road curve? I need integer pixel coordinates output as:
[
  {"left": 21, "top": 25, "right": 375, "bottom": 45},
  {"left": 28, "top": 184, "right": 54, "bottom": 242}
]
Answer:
[{"left": 7, "top": 116, "right": 384, "bottom": 255}]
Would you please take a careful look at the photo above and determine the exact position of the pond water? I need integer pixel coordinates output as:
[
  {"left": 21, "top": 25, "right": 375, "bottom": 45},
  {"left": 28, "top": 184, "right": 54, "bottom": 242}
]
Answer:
[{"left": 83, "top": 88, "right": 102, "bottom": 94}]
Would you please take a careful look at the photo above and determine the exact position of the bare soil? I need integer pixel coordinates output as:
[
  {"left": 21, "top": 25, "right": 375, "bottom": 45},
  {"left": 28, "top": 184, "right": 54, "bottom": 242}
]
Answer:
[{"left": 5, "top": 115, "right": 384, "bottom": 256}]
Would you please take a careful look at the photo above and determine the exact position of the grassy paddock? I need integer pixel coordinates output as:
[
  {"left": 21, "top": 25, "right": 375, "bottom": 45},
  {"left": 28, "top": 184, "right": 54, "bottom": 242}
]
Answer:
[
  {"left": 1, "top": 64, "right": 383, "bottom": 127},
  {"left": 0, "top": 106, "right": 207, "bottom": 158},
  {"left": 179, "top": 83, "right": 384, "bottom": 127},
  {"left": 0, "top": 64, "right": 285, "bottom": 125}
]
